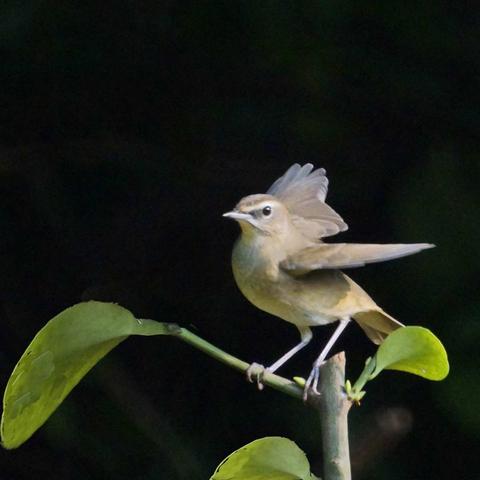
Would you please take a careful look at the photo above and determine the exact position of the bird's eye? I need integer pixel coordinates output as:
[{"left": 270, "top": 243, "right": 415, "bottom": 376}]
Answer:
[{"left": 262, "top": 206, "right": 272, "bottom": 216}]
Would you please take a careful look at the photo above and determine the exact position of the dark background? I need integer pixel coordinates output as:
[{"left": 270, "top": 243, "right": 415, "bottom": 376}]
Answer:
[{"left": 1, "top": 2, "right": 479, "bottom": 479}]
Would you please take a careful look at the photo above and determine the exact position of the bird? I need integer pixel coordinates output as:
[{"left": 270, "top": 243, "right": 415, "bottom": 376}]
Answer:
[{"left": 223, "top": 163, "right": 434, "bottom": 399}]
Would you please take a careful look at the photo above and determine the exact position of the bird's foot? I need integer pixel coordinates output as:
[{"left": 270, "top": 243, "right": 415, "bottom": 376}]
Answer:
[
  {"left": 303, "top": 361, "right": 325, "bottom": 401},
  {"left": 246, "top": 362, "right": 267, "bottom": 391}
]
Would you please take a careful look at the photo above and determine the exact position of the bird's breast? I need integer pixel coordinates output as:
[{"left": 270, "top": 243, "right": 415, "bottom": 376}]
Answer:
[
  {"left": 231, "top": 237, "right": 280, "bottom": 300},
  {"left": 230, "top": 237, "right": 331, "bottom": 326}
]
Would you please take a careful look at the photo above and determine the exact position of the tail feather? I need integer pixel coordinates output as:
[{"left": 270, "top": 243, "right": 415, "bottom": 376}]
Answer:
[{"left": 353, "top": 309, "right": 404, "bottom": 345}]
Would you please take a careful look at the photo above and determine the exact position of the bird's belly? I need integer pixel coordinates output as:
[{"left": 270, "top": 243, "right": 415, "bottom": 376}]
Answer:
[{"left": 233, "top": 263, "right": 338, "bottom": 327}]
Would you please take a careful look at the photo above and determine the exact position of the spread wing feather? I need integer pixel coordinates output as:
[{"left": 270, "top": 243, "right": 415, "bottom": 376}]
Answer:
[
  {"left": 266, "top": 163, "right": 347, "bottom": 240},
  {"left": 280, "top": 243, "right": 435, "bottom": 274}
]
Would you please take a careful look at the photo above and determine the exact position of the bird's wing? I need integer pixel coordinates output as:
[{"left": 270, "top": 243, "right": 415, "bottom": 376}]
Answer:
[
  {"left": 280, "top": 243, "right": 435, "bottom": 274},
  {"left": 266, "top": 163, "right": 348, "bottom": 240}
]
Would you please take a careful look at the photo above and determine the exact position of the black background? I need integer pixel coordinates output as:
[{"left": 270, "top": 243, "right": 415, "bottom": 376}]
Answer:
[{"left": 1, "top": 2, "right": 479, "bottom": 479}]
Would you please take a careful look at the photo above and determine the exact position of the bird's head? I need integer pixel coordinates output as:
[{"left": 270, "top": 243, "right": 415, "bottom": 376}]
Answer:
[
  {"left": 223, "top": 194, "right": 290, "bottom": 237},
  {"left": 223, "top": 164, "right": 348, "bottom": 243}
]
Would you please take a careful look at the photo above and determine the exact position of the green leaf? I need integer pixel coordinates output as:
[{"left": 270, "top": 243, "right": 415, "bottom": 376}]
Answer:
[
  {"left": 1, "top": 301, "right": 170, "bottom": 449},
  {"left": 210, "top": 437, "right": 316, "bottom": 480},
  {"left": 370, "top": 326, "right": 449, "bottom": 380}
]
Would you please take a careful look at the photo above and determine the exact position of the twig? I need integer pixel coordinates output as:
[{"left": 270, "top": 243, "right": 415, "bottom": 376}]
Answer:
[
  {"left": 319, "top": 352, "right": 352, "bottom": 480},
  {"left": 166, "top": 324, "right": 303, "bottom": 400}
]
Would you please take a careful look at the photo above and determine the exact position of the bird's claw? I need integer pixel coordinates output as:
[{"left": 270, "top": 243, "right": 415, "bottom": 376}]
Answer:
[
  {"left": 303, "top": 361, "right": 325, "bottom": 401},
  {"left": 246, "top": 362, "right": 266, "bottom": 390}
]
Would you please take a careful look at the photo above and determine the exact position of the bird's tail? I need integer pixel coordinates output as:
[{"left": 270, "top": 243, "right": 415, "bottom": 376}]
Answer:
[{"left": 353, "top": 309, "right": 404, "bottom": 345}]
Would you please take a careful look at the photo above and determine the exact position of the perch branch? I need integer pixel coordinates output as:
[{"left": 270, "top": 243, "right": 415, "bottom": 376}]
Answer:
[
  {"left": 319, "top": 352, "right": 352, "bottom": 480},
  {"left": 166, "top": 324, "right": 303, "bottom": 400}
]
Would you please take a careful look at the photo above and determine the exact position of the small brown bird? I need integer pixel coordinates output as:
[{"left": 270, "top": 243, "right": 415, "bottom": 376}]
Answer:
[{"left": 224, "top": 164, "right": 433, "bottom": 398}]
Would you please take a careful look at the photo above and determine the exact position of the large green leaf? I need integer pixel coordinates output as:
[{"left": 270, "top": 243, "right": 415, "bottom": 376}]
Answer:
[
  {"left": 210, "top": 437, "right": 319, "bottom": 480},
  {"left": 1, "top": 301, "right": 169, "bottom": 449},
  {"left": 370, "top": 326, "right": 449, "bottom": 380}
]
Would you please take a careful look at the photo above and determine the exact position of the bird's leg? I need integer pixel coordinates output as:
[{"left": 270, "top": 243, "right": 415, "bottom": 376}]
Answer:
[
  {"left": 303, "top": 317, "right": 351, "bottom": 400},
  {"left": 267, "top": 326, "right": 313, "bottom": 373},
  {"left": 247, "top": 327, "right": 313, "bottom": 390}
]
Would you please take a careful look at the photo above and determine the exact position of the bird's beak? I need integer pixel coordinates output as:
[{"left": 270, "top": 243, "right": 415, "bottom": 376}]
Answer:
[{"left": 223, "top": 211, "right": 252, "bottom": 221}]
